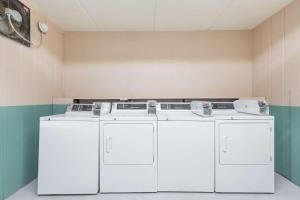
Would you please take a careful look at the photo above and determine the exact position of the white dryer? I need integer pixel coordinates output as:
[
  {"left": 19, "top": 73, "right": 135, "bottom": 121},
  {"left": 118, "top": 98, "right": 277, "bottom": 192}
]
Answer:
[
  {"left": 38, "top": 103, "right": 111, "bottom": 195},
  {"left": 157, "top": 102, "right": 214, "bottom": 192},
  {"left": 213, "top": 100, "right": 274, "bottom": 193},
  {"left": 99, "top": 102, "right": 157, "bottom": 193}
]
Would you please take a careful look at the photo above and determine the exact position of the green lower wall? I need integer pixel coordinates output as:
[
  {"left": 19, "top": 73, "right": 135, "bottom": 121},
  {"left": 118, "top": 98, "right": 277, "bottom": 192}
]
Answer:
[
  {"left": 270, "top": 106, "right": 291, "bottom": 179},
  {"left": 0, "top": 112, "right": 4, "bottom": 200},
  {"left": 290, "top": 107, "right": 300, "bottom": 186},
  {"left": 0, "top": 104, "right": 67, "bottom": 200},
  {"left": 270, "top": 105, "right": 300, "bottom": 187},
  {"left": 53, "top": 104, "right": 68, "bottom": 115}
]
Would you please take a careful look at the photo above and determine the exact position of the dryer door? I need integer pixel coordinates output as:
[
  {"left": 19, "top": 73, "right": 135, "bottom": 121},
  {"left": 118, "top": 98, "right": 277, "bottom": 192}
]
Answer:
[
  {"left": 103, "top": 123, "right": 154, "bottom": 165},
  {"left": 218, "top": 120, "right": 273, "bottom": 165}
]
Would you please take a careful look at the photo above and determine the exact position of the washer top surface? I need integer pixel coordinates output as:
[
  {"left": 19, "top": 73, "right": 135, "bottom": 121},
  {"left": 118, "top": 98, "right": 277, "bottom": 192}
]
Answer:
[
  {"left": 157, "top": 102, "right": 214, "bottom": 121},
  {"left": 213, "top": 112, "right": 274, "bottom": 120},
  {"left": 40, "top": 114, "right": 100, "bottom": 121},
  {"left": 101, "top": 113, "right": 157, "bottom": 121},
  {"left": 157, "top": 112, "right": 214, "bottom": 121}
]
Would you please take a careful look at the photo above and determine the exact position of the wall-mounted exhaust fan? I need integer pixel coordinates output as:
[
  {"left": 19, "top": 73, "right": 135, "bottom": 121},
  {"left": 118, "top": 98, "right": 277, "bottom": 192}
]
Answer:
[{"left": 0, "top": 0, "right": 48, "bottom": 47}]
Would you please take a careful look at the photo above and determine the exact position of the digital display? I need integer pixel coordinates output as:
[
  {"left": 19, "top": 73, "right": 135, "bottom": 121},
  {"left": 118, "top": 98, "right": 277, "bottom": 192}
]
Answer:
[
  {"left": 72, "top": 105, "right": 80, "bottom": 111},
  {"left": 161, "top": 104, "right": 191, "bottom": 110},
  {"left": 212, "top": 103, "right": 234, "bottom": 110},
  {"left": 71, "top": 104, "right": 92, "bottom": 111},
  {"left": 117, "top": 104, "right": 147, "bottom": 110},
  {"left": 80, "top": 105, "right": 92, "bottom": 111}
]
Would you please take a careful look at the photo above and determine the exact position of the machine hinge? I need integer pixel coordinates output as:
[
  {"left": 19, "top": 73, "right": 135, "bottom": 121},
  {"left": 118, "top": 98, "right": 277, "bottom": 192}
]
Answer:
[
  {"left": 270, "top": 156, "right": 273, "bottom": 161},
  {"left": 270, "top": 127, "right": 273, "bottom": 132}
]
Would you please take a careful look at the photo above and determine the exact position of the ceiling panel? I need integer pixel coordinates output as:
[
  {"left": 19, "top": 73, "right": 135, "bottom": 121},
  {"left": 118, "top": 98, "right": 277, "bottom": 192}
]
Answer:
[
  {"left": 23, "top": 0, "right": 294, "bottom": 31},
  {"left": 211, "top": 0, "right": 294, "bottom": 30},
  {"left": 78, "top": 0, "right": 156, "bottom": 31},
  {"left": 23, "top": 0, "right": 96, "bottom": 31},
  {"left": 155, "top": 0, "right": 233, "bottom": 31}
]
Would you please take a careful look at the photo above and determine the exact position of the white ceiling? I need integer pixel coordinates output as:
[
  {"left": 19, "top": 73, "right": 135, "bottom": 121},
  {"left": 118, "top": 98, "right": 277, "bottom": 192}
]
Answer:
[{"left": 24, "top": 0, "right": 294, "bottom": 31}]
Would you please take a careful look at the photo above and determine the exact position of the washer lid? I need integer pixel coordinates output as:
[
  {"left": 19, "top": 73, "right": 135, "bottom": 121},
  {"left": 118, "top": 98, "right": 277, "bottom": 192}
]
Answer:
[
  {"left": 157, "top": 112, "right": 214, "bottom": 121},
  {"left": 213, "top": 113, "right": 274, "bottom": 120},
  {"left": 40, "top": 114, "right": 100, "bottom": 121},
  {"left": 100, "top": 113, "right": 157, "bottom": 121}
]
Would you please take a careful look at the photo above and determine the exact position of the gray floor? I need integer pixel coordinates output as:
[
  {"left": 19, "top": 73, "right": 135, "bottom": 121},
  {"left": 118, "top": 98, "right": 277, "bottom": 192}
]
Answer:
[{"left": 7, "top": 174, "right": 300, "bottom": 200}]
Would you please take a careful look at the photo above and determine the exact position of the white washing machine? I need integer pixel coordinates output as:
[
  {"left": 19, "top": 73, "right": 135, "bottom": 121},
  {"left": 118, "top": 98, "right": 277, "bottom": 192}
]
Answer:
[
  {"left": 37, "top": 103, "right": 111, "bottom": 195},
  {"left": 213, "top": 100, "right": 274, "bottom": 193},
  {"left": 157, "top": 102, "right": 215, "bottom": 192},
  {"left": 99, "top": 102, "right": 157, "bottom": 193}
]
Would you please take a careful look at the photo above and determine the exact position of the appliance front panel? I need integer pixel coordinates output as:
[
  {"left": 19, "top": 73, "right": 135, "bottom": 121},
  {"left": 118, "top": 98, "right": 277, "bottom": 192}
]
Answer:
[
  {"left": 38, "top": 120, "right": 99, "bottom": 194},
  {"left": 218, "top": 121, "right": 272, "bottom": 165},
  {"left": 215, "top": 119, "right": 274, "bottom": 193},
  {"left": 158, "top": 121, "right": 214, "bottom": 192},
  {"left": 103, "top": 123, "right": 154, "bottom": 165},
  {"left": 100, "top": 121, "right": 157, "bottom": 192}
]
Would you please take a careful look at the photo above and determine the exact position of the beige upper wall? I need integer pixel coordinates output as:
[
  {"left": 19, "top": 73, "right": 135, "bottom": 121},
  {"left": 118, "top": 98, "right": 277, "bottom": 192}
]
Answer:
[
  {"left": 253, "top": 0, "right": 300, "bottom": 106},
  {"left": 63, "top": 31, "right": 253, "bottom": 99},
  {"left": 0, "top": 1, "right": 64, "bottom": 106},
  {"left": 3, "top": 1, "right": 299, "bottom": 104}
]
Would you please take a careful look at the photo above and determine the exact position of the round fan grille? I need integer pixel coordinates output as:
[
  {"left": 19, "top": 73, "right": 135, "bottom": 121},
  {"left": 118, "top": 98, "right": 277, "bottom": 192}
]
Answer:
[{"left": 0, "top": 0, "right": 30, "bottom": 46}]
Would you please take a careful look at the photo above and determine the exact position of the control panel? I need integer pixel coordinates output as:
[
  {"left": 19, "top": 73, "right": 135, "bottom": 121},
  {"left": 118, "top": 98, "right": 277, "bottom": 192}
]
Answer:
[
  {"left": 65, "top": 103, "right": 111, "bottom": 117},
  {"left": 234, "top": 100, "right": 269, "bottom": 115},
  {"left": 160, "top": 103, "right": 191, "bottom": 110},
  {"left": 212, "top": 102, "right": 234, "bottom": 110},
  {"left": 191, "top": 101, "right": 212, "bottom": 117},
  {"left": 116, "top": 103, "right": 147, "bottom": 110}
]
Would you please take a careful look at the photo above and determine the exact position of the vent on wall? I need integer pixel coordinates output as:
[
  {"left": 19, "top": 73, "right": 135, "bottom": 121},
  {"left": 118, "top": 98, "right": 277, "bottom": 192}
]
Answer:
[{"left": 0, "top": 0, "right": 30, "bottom": 47}]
